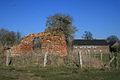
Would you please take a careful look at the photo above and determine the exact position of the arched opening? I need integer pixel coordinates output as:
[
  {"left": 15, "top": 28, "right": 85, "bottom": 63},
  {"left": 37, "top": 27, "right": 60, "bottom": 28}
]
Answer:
[{"left": 32, "top": 37, "right": 41, "bottom": 50}]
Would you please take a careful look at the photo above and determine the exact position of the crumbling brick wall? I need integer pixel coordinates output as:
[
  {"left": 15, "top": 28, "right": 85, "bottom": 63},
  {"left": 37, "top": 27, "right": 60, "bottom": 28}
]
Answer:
[{"left": 10, "top": 32, "right": 67, "bottom": 57}]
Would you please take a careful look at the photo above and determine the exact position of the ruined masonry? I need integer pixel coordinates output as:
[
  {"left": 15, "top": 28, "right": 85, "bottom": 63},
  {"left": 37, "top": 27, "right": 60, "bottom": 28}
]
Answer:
[{"left": 10, "top": 32, "right": 67, "bottom": 57}]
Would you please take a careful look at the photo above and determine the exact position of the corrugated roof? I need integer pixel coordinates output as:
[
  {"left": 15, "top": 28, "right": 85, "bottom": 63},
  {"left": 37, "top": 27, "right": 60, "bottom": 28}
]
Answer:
[{"left": 73, "top": 39, "right": 109, "bottom": 46}]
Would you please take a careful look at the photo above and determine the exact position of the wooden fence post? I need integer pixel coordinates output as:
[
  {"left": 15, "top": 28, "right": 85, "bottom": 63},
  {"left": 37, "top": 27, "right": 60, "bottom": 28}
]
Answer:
[
  {"left": 78, "top": 52, "right": 80, "bottom": 66},
  {"left": 78, "top": 51, "right": 83, "bottom": 68},
  {"left": 100, "top": 50, "right": 103, "bottom": 61},
  {"left": 44, "top": 52, "right": 48, "bottom": 67},
  {"left": 6, "top": 50, "right": 11, "bottom": 66},
  {"left": 79, "top": 51, "right": 83, "bottom": 68},
  {"left": 6, "top": 51, "right": 9, "bottom": 66},
  {"left": 100, "top": 53, "right": 103, "bottom": 61},
  {"left": 88, "top": 50, "right": 90, "bottom": 67}
]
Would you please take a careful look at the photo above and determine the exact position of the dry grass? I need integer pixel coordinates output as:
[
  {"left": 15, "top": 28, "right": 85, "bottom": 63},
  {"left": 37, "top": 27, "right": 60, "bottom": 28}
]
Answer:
[{"left": 0, "top": 65, "right": 120, "bottom": 80}]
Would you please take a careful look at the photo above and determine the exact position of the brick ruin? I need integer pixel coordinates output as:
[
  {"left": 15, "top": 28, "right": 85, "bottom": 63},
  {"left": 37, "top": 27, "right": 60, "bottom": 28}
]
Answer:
[{"left": 10, "top": 32, "right": 67, "bottom": 57}]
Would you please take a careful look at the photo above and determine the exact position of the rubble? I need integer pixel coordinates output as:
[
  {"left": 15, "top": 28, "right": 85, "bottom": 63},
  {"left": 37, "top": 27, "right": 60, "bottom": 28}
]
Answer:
[{"left": 10, "top": 32, "right": 67, "bottom": 57}]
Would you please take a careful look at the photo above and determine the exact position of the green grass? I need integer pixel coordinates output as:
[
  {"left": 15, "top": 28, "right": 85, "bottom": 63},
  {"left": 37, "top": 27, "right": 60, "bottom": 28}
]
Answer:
[{"left": 0, "top": 65, "right": 120, "bottom": 80}]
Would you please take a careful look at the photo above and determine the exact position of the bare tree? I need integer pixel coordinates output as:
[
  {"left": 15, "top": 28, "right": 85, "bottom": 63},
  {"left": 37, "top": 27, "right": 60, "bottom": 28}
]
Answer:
[
  {"left": 0, "top": 28, "right": 21, "bottom": 47},
  {"left": 82, "top": 31, "right": 93, "bottom": 40}
]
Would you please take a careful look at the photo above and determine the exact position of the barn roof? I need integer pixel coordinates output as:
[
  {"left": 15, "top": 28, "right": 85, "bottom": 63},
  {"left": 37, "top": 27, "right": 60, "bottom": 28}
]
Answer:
[{"left": 73, "top": 39, "right": 109, "bottom": 46}]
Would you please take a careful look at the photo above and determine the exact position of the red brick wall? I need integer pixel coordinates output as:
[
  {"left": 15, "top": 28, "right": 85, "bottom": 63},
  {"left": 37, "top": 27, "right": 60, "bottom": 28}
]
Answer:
[{"left": 11, "top": 32, "right": 67, "bottom": 57}]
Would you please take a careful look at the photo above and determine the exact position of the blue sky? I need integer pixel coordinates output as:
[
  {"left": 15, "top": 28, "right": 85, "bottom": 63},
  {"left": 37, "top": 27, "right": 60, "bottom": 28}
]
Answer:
[{"left": 0, "top": 0, "right": 120, "bottom": 39}]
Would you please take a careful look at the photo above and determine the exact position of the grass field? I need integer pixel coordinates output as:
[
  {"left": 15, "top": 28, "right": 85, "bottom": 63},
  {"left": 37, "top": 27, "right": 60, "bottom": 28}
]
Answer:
[{"left": 0, "top": 65, "right": 120, "bottom": 80}]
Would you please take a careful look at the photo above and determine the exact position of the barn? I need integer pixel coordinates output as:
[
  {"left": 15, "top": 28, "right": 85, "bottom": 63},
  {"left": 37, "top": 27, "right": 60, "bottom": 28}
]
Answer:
[{"left": 73, "top": 39, "right": 110, "bottom": 54}]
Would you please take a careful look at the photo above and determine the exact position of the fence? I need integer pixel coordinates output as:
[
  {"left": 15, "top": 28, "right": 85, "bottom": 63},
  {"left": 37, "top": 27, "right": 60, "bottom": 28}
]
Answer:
[
  {"left": 3, "top": 49, "right": 64, "bottom": 67},
  {"left": 73, "top": 50, "right": 110, "bottom": 68},
  {"left": 1, "top": 48, "right": 120, "bottom": 69}
]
